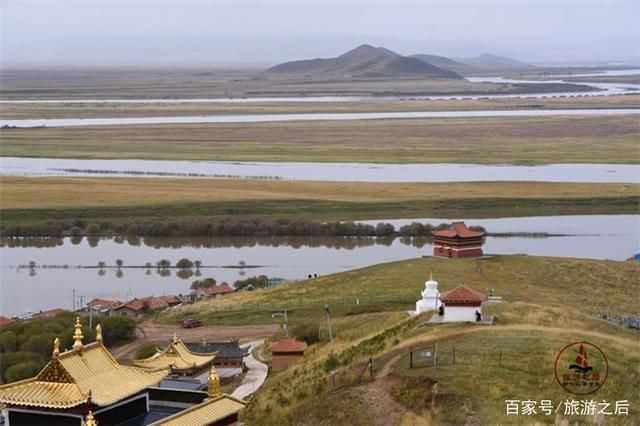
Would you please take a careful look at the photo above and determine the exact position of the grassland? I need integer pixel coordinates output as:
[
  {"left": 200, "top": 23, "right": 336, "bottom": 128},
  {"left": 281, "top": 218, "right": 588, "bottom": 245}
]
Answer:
[
  {"left": 0, "top": 68, "right": 596, "bottom": 100},
  {"left": 155, "top": 255, "right": 640, "bottom": 424},
  {"left": 2, "top": 114, "right": 639, "bottom": 164},
  {"left": 1, "top": 177, "right": 638, "bottom": 227},
  {"left": 2, "top": 94, "right": 639, "bottom": 119}
]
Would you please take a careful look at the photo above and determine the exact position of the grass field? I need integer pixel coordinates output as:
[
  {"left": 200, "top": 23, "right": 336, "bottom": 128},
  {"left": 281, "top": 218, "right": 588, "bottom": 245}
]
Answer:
[
  {"left": 1, "top": 177, "right": 638, "bottom": 226},
  {"left": 154, "top": 255, "right": 640, "bottom": 424},
  {"left": 2, "top": 114, "right": 639, "bottom": 164},
  {"left": 2, "top": 94, "right": 638, "bottom": 119}
]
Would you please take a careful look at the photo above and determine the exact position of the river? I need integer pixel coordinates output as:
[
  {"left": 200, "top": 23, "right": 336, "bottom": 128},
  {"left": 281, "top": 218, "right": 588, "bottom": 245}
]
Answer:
[
  {"left": 1, "top": 215, "right": 637, "bottom": 317},
  {"left": 1, "top": 157, "right": 638, "bottom": 183}
]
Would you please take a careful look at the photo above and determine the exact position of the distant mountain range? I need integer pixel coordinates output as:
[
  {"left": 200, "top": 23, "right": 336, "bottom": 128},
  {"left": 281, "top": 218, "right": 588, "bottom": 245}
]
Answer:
[
  {"left": 266, "top": 44, "right": 535, "bottom": 79},
  {"left": 266, "top": 44, "right": 463, "bottom": 79}
]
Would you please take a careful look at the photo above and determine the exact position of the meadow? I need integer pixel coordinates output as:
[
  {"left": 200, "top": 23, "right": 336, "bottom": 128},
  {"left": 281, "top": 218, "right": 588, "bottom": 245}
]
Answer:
[
  {"left": 1, "top": 177, "right": 637, "bottom": 234},
  {"left": 2, "top": 114, "right": 638, "bottom": 164}
]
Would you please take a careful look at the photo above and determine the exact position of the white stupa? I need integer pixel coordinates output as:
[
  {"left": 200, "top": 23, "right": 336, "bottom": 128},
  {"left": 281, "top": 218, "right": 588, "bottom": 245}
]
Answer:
[{"left": 415, "top": 270, "right": 442, "bottom": 314}]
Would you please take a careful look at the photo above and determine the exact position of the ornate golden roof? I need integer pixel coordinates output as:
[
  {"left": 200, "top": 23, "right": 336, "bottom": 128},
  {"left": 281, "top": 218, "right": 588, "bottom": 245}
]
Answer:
[
  {"left": 0, "top": 323, "right": 168, "bottom": 409},
  {"left": 150, "top": 394, "right": 246, "bottom": 426},
  {"left": 133, "top": 336, "right": 217, "bottom": 372}
]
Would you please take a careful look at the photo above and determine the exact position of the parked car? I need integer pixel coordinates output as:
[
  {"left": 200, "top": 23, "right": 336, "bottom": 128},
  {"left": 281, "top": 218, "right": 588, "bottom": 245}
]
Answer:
[{"left": 181, "top": 318, "right": 202, "bottom": 328}]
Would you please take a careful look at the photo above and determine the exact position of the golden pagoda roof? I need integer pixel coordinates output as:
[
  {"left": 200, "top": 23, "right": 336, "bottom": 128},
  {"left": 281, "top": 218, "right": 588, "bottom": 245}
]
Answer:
[
  {"left": 150, "top": 394, "right": 246, "bottom": 426},
  {"left": 0, "top": 337, "right": 168, "bottom": 409},
  {"left": 133, "top": 337, "right": 217, "bottom": 372}
]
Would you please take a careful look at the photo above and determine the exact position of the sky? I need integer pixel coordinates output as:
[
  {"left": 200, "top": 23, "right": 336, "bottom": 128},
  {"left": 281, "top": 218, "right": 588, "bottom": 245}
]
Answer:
[{"left": 2, "top": 0, "right": 639, "bottom": 67}]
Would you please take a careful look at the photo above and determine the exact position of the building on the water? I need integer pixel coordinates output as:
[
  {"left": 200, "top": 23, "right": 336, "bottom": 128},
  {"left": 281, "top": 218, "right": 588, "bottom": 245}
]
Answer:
[
  {"left": 415, "top": 269, "right": 442, "bottom": 315},
  {"left": 431, "top": 221, "right": 485, "bottom": 258},
  {"left": 439, "top": 285, "right": 487, "bottom": 322},
  {"left": 0, "top": 318, "right": 245, "bottom": 425},
  {"left": 134, "top": 333, "right": 218, "bottom": 384}
]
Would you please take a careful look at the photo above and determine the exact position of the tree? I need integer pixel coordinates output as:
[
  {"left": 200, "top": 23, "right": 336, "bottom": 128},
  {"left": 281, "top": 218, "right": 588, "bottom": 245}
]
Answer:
[
  {"left": 99, "top": 316, "right": 136, "bottom": 346},
  {"left": 4, "top": 361, "right": 41, "bottom": 383},
  {"left": 115, "top": 259, "right": 123, "bottom": 270},
  {"left": 85, "top": 223, "right": 100, "bottom": 236},
  {"left": 176, "top": 258, "right": 194, "bottom": 270},
  {"left": 194, "top": 260, "right": 202, "bottom": 271}
]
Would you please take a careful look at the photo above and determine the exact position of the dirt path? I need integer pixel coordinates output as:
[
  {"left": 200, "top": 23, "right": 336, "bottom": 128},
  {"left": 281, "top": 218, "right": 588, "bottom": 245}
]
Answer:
[{"left": 111, "top": 321, "right": 279, "bottom": 361}]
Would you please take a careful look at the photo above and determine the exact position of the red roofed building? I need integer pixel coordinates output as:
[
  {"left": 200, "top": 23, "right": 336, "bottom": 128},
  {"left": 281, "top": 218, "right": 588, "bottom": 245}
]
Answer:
[
  {"left": 270, "top": 337, "right": 308, "bottom": 371},
  {"left": 88, "top": 298, "right": 120, "bottom": 313},
  {"left": 158, "top": 295, "right": 182, "bottom": 307},
  {"left": 203, "top": 283, "right": 235, "bottom": 298},
  {"left": 0, "top": 316, "right": 12, "bottom": 326},
  {"left": 431, "top": 221, "right": 485, "bottom": 258},
  {"left": 439, "top": 285, "right": 487, "bottom": 322},
  {"left": 112, "top": 296, "right": 169, "bottom": 319}
]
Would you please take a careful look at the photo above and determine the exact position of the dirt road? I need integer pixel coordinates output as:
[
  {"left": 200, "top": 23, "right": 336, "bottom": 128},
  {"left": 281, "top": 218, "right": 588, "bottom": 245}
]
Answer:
[{"left": 111, "top": 321, "right": 279, "bottom": 361}]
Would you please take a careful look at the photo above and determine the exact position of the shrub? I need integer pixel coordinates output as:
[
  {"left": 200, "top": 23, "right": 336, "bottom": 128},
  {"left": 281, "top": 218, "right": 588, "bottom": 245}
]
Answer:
[
  {"left": 99, "top": 316, "right": 136, "bottom": 346},
  {"left": 133, "top": 342, "right": 160, "bottom": 360},
  {"left": 291, "top": 323, "right": 320, "bottom": 345},
  {"left": 4, "top": 361, "right": 41, "bottom": 383}
]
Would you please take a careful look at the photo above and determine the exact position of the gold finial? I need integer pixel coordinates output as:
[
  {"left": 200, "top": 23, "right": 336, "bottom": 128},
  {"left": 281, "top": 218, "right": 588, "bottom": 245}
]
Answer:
[
  {"left": 173, "top": 331, "right": 178, "bottom": 343},
  {"left": 72, "top": 317, "right": 84, "bottom": 352},
  {"left": 52, "top": 337, "right": 60, "bottom": 358},
  {"left": 208, "top": 365, "right": 221, "bottom": 397},
  {"left": 83, "top": 410, "right": 97, "bottom": 426},
  {"left": 95, "top": 324, "right": 103, "bottom": 343}
]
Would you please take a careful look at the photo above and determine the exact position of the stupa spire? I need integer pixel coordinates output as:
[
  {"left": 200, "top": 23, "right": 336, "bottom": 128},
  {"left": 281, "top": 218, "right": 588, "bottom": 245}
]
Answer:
[{"left": 72, "top": 317, "right": 84, "bottom": 352}]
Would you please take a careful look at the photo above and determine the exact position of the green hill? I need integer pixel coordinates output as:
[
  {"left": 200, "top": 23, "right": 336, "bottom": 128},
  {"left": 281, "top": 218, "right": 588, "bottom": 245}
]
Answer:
[{"left": 159, "top": 255, "right": 640, "bottom": 424}]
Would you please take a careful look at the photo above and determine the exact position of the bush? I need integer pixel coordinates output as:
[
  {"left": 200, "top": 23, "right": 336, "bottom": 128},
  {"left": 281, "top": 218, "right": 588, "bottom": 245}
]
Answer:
[
  {"left": 0, "top": 352, "right": 37, "bottom": 379},
  {"left": 0, "top": 330, "right": 18, "bottom": 352},
  {"left": 99, "top": 316, "right": 136, "bottom": 346},
  {"left": 69, "top": 226, "right": 83, "bottom": 237},
  {"left": 133, "top": 342, "right": 159, "bottom": 360},
  {"left": 176, "top": 258, "right": 194, "bottom": 269},
  {"left": 291, "top": 323, "right": 320, "bottom": 345},
  {"left": 4, "top": 361, "right": 41, "bottom": 383}
]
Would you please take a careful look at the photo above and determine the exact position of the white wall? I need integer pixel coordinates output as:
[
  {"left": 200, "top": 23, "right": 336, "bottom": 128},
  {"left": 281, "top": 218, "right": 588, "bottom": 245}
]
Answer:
[{"left": 443, "top": 306, "right": 481, "bottom": 322}]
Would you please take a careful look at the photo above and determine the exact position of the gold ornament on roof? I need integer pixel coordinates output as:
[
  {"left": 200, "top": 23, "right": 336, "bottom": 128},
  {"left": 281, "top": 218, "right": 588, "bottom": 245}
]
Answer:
[
  {"left": 52, "top": 337, "right": 60, "bottom": 358},
  {"left": 173, "top": 331, "right": 178, "bottom": 343},
  {"left": 208, "top": 365, "right": 221, "bottom": 398},
  {"left": 95, "top": 324, "right": 103, "bottom": 343},
  {"left": 83, "top": 410, "right": 97, "bottom": 426},
  {"left": 72, "top": 317, "right": 84, "bottom": 352}
]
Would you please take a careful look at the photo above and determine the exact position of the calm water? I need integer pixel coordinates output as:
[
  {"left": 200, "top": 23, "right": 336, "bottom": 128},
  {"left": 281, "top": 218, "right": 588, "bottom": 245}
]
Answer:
[
  {"left": 1, "top": 215, "right": 637, "bottom": 317},
  {"left": 1, "top": 108, "right": 639, "bottom": 128},
  {"left": 2, "top": 157, "right": 638, "bottom": 183}
]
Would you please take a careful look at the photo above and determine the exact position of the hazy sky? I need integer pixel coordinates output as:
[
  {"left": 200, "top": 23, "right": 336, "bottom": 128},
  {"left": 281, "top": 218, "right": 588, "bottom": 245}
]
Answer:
[{"left": 2, "top": 0, "right": 639, "bottom": 67}]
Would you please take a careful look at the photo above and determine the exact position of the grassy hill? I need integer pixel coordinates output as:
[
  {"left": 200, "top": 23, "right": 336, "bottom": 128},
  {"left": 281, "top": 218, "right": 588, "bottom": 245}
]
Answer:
[
  {"left": 411, "top": 53, "right": 478, "bottom": 74},
  {"left": 266, "top": 44, "right": 462, "bottom": 79},
  {"left": 456, "top": 53, "right": 535, "bottom": 69},
  {"left": 158, "top": 255, "right": 640, "bottom": 424}
]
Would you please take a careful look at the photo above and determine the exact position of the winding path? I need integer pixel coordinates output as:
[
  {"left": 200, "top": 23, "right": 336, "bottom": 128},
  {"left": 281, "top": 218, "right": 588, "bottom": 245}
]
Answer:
[{"left": 231, "top": 340, "right": 269, "bottom": 401}]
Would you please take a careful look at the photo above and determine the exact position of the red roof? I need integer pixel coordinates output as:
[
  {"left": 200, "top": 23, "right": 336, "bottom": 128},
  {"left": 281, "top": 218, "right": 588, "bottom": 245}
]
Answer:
[
  {"left": 114, "top": 296, "right": 169, "bottom": 312},
  {"left": 88, "top": 298, "right": 119, "bottom": 308},
  {"left": 35, "top": 308, "right": 65, "bottom": 318},
  {"left": 0, "top": 316, "right": 12, "bottom": 326},
  {"left": 204, "top": 283, "right": 235, "bottom": 296},
  {"left": 440, "top": 285, "right": 487, "bottom": 303},
  {"left": 158, "top": 295, "right": 181, "bottom": 305},
  {"left": 270, "top": 337, "right": 308, "bottom": 354},
  {"left": 431, "top": 222, "right": 485, "bottom": 239}
]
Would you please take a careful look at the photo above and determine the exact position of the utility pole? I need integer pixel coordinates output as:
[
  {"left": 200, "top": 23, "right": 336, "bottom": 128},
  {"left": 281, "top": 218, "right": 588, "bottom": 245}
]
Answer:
[{"left": 325, "top": 303, "right": 334, "bottom": 343}]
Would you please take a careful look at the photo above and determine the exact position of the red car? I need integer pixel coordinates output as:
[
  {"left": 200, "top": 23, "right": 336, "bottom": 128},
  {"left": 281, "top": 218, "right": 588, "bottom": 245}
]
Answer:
[{"left": 181, "top": 318, "right": 202, "bottom": 328}]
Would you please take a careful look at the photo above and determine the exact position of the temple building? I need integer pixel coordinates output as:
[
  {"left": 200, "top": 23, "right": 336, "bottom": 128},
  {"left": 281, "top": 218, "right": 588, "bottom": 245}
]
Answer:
[
  {"left": 134, "top": 333, "right": 218, "bottom": 384},
  {"left": 0, "top": 318, "right": 245, "bottom": 425},
  {"left": 439, "top": 285, "right": 487, "bottom": 322},
  {"left": 431, "top": 221, "right": 485, "bottom": 258},
  {"left": 415, "top": 270, "right": 442, "bottom": 314}
]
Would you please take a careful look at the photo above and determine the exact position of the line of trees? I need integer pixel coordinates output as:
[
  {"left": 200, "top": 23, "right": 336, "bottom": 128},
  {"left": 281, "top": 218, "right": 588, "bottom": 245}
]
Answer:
[{"left": 1, "top": 218, "right": 485, "bottom": 239}]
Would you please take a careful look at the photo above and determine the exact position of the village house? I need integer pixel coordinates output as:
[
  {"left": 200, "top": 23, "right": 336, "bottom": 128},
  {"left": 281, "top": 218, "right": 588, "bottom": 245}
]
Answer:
[
  {"left": 0, "top": 316, "right": 12, "bottom": 326},
  {"left": 0, "top": 318, "right": 246, "bottom": 425},
  {"left": 112, "top": 296, "right": 173, "bottom": 318},
  {"left": 270, "top": 337, "right": 308, "bottom": 371},
  {"left": 431, "top": 221, "right": 485, "bottom": 258},
  {"left": 33, "top": 307, "right": 66, "bottom": 319},
  {"left": 192, "top": 283, "right": 235, "bottom": 301}
]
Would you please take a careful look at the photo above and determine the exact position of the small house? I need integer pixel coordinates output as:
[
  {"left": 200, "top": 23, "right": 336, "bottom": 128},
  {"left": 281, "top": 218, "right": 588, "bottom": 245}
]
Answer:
[
  {"left": 439, "top": 285, "right": 487, "bottom": 322},
  {"left": 270, "top": 337, "right": 308, "bottom": 371}
]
